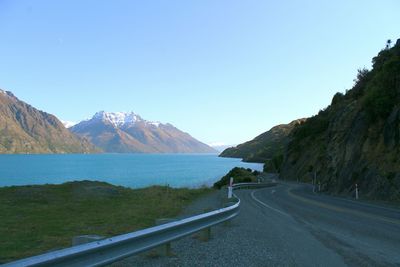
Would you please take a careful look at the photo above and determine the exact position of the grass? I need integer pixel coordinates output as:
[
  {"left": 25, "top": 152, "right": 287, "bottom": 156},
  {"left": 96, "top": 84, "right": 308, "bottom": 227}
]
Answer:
[{"left": 0, "top": 180, "right": 212, "bottom": 263}]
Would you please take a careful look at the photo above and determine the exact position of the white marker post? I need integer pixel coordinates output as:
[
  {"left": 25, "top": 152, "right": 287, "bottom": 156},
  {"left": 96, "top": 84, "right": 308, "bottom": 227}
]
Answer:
[
  {"left": 355, "top": 183, "right": 359, "bottom": 200},
  {"left": 228, "top": 177, "right": 233, "bottom": 199}
]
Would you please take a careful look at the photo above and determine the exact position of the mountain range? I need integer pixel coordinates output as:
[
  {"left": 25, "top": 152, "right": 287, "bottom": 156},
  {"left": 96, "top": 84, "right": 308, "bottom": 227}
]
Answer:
[
  {"left": 221, "top": 39, "right": 400, "bottom": 201},
  {"left": 0, "top": 91, "right": 216, "bottom": 154},
  {"left": 0, "top": 90, "right": 98, "bottom": 153},
  {"left": 70, "top": 111, "right": 216, "bottom": 153}
]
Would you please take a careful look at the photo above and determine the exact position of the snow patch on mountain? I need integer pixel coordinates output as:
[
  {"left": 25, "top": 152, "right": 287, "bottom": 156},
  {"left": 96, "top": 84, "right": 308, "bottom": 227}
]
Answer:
[
  {"left": 61, "top": 120, "right": 77, "bottom": 128},
  {"left": 148, "top": 121, "right": 161, "bottom": 127},
  {"left": 91, "top": 111, "right": 161, "bottom": 128}
]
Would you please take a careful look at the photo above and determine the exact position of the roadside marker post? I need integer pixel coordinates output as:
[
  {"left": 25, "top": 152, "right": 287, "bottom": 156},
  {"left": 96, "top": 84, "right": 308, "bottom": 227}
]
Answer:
[{"left": 228, "top": 177, "right": 233, "bottom": 199}]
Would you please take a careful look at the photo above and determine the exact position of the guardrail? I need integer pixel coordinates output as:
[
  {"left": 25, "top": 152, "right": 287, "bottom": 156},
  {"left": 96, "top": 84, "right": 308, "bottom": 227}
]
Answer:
[
  {"left": 4, "top": 182, "right": 276, "bottom": 267},
  {"left": 233, "top": 182, "right": 277, "bottom": 190}
]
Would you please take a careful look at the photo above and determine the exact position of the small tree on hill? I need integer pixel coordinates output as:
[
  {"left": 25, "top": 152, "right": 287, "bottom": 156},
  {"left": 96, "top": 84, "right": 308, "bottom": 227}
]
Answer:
[{"left": 386, "top": 39, "right": 392, "bottom": 49}]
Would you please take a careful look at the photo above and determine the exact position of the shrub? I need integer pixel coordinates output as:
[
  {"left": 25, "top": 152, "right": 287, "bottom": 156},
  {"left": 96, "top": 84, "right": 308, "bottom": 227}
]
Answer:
[{"left": 213, "top": 167, "right": 257, "bottom": 189}]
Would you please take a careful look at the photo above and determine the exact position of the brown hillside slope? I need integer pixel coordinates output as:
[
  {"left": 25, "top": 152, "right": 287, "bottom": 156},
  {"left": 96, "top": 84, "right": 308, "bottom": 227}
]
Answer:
[{"left": 0, "top": 90, "right": 99, "bottom": 153}]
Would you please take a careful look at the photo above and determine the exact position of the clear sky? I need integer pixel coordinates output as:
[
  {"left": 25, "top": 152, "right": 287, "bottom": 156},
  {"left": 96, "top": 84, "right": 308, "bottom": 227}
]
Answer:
[{"left": 0, "top": 1, "right": 399, "bottom": 146}]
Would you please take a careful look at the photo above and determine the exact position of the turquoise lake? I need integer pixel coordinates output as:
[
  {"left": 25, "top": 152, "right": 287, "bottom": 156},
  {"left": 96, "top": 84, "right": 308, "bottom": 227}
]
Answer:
[{"left": 0, "top": 154, "right": 263, "bottom": 188}]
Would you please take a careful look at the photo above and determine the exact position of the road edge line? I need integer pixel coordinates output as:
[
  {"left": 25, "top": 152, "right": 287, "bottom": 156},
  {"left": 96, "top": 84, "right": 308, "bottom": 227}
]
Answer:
[{"left": 250, "top": 190, "right": 290, "bottom": 217}]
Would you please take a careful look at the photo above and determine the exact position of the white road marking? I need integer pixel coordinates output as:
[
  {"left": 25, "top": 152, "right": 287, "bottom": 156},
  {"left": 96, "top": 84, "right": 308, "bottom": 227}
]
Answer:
[{"left": 251, "top": 190, "right": 290, "bottom": 217}]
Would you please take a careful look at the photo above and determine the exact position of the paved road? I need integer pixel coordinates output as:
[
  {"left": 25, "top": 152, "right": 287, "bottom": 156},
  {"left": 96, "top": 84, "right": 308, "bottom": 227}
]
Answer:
[
  {"left": 113, "top": 182, "right": 400, "bottom": 266},
  {"left": 249, "top": 182, "right": 400, "bottom": 266}
]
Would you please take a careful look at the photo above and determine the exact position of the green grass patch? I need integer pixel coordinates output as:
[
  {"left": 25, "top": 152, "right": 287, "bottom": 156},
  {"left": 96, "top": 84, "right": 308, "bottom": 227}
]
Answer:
[{"left": 0, "top": 180, "right": 212, "bottom": 263}]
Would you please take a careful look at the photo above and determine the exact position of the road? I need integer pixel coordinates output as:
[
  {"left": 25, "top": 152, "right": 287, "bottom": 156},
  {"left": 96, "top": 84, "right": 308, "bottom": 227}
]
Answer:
[
  {"left": 246, "top": 182, "right": 400, "bottom": 266},
  {"left": 113, "top": 182, "right": 400, "bottom": 266}
]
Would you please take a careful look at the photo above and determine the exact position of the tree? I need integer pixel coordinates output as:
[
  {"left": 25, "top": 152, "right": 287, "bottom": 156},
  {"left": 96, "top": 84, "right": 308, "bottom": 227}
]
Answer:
[
  {"left": 353, "top": 68, "right": 369, "bottom": 85},
  {"left": 386, "top": 39, "right": 392, "bottom": 49}
]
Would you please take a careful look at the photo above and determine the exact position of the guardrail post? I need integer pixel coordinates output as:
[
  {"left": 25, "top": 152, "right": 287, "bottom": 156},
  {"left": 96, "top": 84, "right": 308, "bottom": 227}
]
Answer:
[
  {"left": 200, "top": 227, "right": 211, "bottom": 241},
  {"left": 153, "top": 218, "right": 177, "bottom": 256}
]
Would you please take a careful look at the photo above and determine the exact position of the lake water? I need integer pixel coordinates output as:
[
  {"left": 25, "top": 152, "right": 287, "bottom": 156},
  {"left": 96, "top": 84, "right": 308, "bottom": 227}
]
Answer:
[{"left": 0, "top": 154, "right": 263, "bottom": 188}]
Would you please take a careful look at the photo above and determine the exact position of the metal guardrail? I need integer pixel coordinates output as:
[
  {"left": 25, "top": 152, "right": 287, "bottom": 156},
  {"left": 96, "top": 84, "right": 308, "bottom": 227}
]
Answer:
[
  {"left": 3, "top": 182, "right": 276, "bottom": 267},
  {"left": 233, "top": 182, "right": 277, "bottom": 190}
]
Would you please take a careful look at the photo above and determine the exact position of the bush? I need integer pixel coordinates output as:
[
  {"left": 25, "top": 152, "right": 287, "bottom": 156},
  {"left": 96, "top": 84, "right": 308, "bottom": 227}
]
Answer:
[
  {"left": 213, "top": 167, "right": 258, "bottom": 189},
  {"left": 362, "top": 44, "right": 400, "bottom": 121},
  {"left": 363, "top": 86, "right": 396, "bottom": 121},
  {"left": 264, "top": 153, "right": 284, "bottom": 173},
  {"left": 331, "top": 92, "right": 344, "bottom": 105}
]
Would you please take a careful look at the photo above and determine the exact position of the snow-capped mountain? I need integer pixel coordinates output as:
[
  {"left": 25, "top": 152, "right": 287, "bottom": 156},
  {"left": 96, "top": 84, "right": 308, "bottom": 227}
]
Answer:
[
  {"left": 92, "top": 111, "right": 138, "bottom": 127},
  {"left": 70, "top": 111, "right": 217, "bottom": 153}
]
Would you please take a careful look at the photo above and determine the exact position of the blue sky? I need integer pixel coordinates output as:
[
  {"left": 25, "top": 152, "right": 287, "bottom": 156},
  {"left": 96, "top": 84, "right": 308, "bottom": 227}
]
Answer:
[{"left": 0, "top": 1, "right": 399, "bottom": 145}]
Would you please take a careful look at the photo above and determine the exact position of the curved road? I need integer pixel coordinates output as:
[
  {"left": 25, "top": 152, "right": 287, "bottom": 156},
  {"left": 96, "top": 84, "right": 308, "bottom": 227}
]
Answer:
[
  {"left": 113, "top": 182, "right": 400, "bottom": 266},
  {"left": 246, "top": 182, "right": 400, "bottom": 266}
]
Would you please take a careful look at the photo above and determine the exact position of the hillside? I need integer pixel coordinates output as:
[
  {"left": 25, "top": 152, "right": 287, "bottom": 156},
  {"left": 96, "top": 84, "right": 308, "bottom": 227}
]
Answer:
[
  {"left": 280, "top": 40, "right": 400, "bottom": 201},
  {"left": 0, "top": 90, "right": 99, "bottom": 154},
  {"left": 220, "top": 119, "right": 304, "bottom": 165},
  {"left": 221, "top": 39, "right": 400, "bottom": 201},
  {"left": 71, "top": 111, "right": 217, "bottom": 153}
]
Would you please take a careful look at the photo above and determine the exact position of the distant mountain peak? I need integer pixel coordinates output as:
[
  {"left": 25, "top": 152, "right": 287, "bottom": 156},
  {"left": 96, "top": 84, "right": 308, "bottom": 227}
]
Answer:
[
  {"left": 91, "top": 111, "right": 161, "bottom": 128},
  {"left": 71, "top": 111, "right": 216, "bottom": 153},
  {"left": 0, "top": 89, "right": 15, "bottom": 98}
]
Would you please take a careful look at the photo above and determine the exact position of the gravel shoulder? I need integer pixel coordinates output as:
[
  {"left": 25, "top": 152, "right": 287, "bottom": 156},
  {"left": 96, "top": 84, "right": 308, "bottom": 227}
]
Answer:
[{"left": 110, "top": 186, "right": 346, "bottom": 267}]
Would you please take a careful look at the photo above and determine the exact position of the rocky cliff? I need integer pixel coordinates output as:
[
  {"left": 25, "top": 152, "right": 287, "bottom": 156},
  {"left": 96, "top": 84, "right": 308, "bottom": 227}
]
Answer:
[{"left": 281, "top": 41, "right": 400, "bottom": 201}]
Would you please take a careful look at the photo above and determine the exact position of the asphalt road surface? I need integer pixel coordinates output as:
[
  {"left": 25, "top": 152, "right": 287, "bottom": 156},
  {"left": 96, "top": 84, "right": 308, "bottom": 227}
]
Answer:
[
  {"left": 113, "top": 182, "right": 400, "bottom": 266},
  {"left": 247, "top": 182, "right": 400, "bottom": 266}
]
